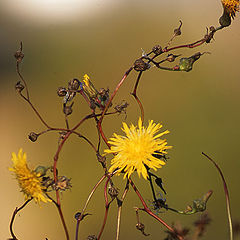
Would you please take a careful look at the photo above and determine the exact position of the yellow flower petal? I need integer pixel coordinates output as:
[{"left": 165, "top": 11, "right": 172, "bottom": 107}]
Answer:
[
  {"left": 9, "top": 149, "right": 51, "bottom": 204},
  {"left": 104, "top": 118, "right": 172, "bottom": 180}
]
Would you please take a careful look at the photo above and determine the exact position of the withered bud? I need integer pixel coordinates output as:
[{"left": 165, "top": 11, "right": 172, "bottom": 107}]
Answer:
[
  {"left": 98, "top": 88, "right": 111, "bottom": 108},
  {"left": 166, "top": 54, "right": 180, "bottom": 62},
  {"left": 136, "top": 223, "right": 150, "bottom": 236},
  {"left": 133, "top": 59, "right": 151, "bottom": 72},
  {"left": 99, "top": 88, "right": 109, "bottom": 101},
  {"left": 108, "top": 185, "right": 119, "bottom": 199},
  {"left": 63, "top": 102, "right": 74, "bottom": 115},
  {"left": 28, "top": 132, "right": 39, "bottom": 142},
  {"left": 174, "top": 28, "right": 181, "bottom": 36},
  {"left": 57, "top": 87, "right": 67, "bottom": 97},
  {"left": 90, "top": 100, "right": 96, "bottom": 110},
  {"left": 152, "top": 45, "right": 163, "bottom": 55},
  {"left": 219, "top": 10, "right": 232, "bottom": 27},
  {"left": 68, "top": 78, "right": 80, "bottom": 91},
  {"left": 174, "top": 20, "right": 182, "bottom": 36},
  {"left": 209, "top": 26, "right": 215, "bottom": 32},
  {"left": 75, "top": 212, "right": 91, "bottom": 221},
  {"left": 14, "top": 50, "right": 24, "bottom": 62},
  {"left": 15, "top": 81, "right": 25, "bottom": 93},
  {"left": 136, "top": 222, "right": 145, "bottom": 231},
  {"left": 75, "top": 212, "right": 81, "bottom": 220},
  {"left": 114, "top": 101, "right": 129, "bottom": 114}
]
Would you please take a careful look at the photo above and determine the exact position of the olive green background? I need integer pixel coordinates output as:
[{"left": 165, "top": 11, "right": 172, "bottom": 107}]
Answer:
[{"left": 1, "top": 0, "right": 240, "bottom": 239}]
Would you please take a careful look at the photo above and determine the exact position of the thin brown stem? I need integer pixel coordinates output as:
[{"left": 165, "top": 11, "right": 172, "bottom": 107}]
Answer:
[
  {"left": 19, "top": 93, "right": 51, "bottom": 128},
  {"left": 16, "top": 43, "right": 30, "bottom": 100},
  {"left": 75, "top": 174, "right": 106, "bottom": 240},
  {"left": 202, "top": 152, "right": 233, "bottom": 240},
  {"left": 65, "top": 115, "right": 70, "bottom": 129},
  {"left": 10, "top": 198, "right": 32, "bottom": 240}
]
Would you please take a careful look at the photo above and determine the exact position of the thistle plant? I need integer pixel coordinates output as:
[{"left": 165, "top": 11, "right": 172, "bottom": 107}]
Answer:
[{"left": 9, "top": 1, "right": 239, "bottom": 240}]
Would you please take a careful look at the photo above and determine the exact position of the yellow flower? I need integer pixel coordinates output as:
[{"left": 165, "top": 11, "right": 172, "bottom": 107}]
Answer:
[
  {"left": 82, "top": 74, "right": 98, "bottom": 98},
  {"left": 9, "top": 149, "right": 50, "bottom": 204},
  {"left": 221, "top": 0, "right": 239, "bottom": 18},
  {"left": 105, "top": 118, "right": 172, "bottom": 180}
]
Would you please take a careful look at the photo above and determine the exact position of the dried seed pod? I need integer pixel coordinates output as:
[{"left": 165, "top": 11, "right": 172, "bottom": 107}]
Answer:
[
  {"left": 68, "top": 78, "right": 81, "bottom": 91},
  {"left": 133, "top": 59, "right": 151, "bottom": 72},
  {"left": 14, "top": 50, "right": 24, "bottom": 62},
  {"left": 15, "top": 81, "right": 25, "bottom": 93},
  {"left": 108, "top": 185, "right": 119, "bottom": 199},
  {"left": 63, "top": 102, "right": 74, "bottom": 115},
  {"left": 28, "top": 132, "right": 39, "bottom": 142},
  {"left": 57, "top": 87, "right": 67, "bottom": 97},
  {"left": 152, "top": 45, "right": 163, "bottom": 55}
]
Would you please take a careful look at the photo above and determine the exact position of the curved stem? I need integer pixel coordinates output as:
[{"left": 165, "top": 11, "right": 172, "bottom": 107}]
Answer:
[
  {"left": 10, "top": 198, "right": 32, "bottom": 240},
  {"left": 202, "top": 152, "right": 233, "bottom": 240},
  {"left": 19, "top": 93, "right": 51, "bottom": 128},
  {"left": 97, "top": 176, "right": 112, "bottom": 240},
  {"left": 131, "top": 71, "right": 144, "bottom": 122}
]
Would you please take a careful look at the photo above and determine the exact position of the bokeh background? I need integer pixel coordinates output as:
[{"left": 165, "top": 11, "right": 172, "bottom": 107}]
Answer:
[{"left": 1, "top": 0, "right": 240, "bottom": 239}]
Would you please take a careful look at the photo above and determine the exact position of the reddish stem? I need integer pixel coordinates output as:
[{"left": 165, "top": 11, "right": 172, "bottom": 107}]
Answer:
[
  {"left": 97, "top": 67, "right": 133, "bottom": 146},
  {"left": 128, "top": 178, "right": 184, "bottom": 240},
  {"left": 97, "top": 176, "right": 112, "bottom": 240}
]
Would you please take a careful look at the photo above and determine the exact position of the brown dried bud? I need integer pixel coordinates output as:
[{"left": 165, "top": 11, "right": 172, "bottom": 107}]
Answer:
[
  {"left": 57, "top": 87, "right": 67, "bottom": 97},
  {"left": 28, "top": 132, "right": 39, "bottom": 142},
  {"left": 68, "top": 78, "right": 80, "bottom": 91},
  {"left": 174, "top": 28, "right": 181, "bottom": 36},
  {"left": 136, "top": 223, "right": 145, "bottom": 231},
  {"left": 209, "top": 26, "right": 215, "bottom": 32},
  {"left": 114, "top": 101, "right": 129, "bottom": 114},
  {"left": 90, "top": 100, "right": 96, "bottom": 110},
  {"left": 152, "top": 45, "right": 163, "bottom": 55},
  {"left": 133, "top": 59, "right": 151, "bottom": 72},
  {"left": 15, "top": 81, "right": 25, "bottom": 93},
  {"left": 63, "top": 103, "right": 73, "bottom": 115},
  {"left": 98, "top": 88, "right": 110, "bottom": 108},
  {"left": 14, "top": 50, "right": 24, "bottom": 62},
  {"left": 136, "top": 223, "right": 150, "bottom": 236},
  {"left": 108, "top": 185, "right": 119, "bottom": 199}
]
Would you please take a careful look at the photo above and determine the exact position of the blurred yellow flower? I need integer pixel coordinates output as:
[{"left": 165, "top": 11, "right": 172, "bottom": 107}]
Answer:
[
  {"left": 105, "top": 118, "right": 172, "bottom": 180},
  {"left": 221, "top": 0, "right": 239, "bottom": 18},
  {"left": 9, "top": 149, "right": 50, "bottom": 204}
]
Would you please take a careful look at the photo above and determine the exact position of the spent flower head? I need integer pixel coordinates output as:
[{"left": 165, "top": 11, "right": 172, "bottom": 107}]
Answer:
[
  {"left": 105, "top": 118, "right": 172, "bottom": 180},
  {"left": 9, "top": 149, "right": 51, "bottom": 204}
]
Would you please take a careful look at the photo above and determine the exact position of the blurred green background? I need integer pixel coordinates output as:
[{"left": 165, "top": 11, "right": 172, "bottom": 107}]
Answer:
[{"left": 1, "top": 0, "right": 240, "bottom": 239}]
